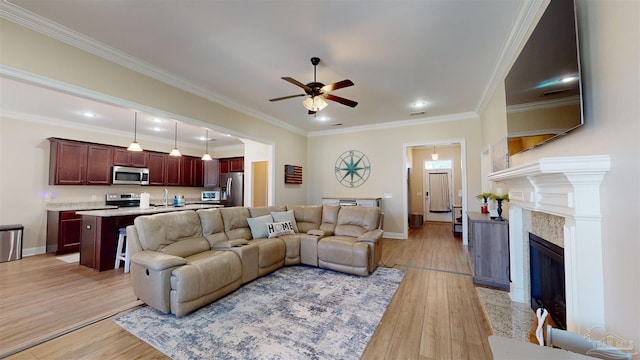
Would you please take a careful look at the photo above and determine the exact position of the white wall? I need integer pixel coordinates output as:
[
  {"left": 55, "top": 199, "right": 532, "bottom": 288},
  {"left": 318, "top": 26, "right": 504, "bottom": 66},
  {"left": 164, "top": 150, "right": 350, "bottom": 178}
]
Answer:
[
  {"left": 506, "top": 0, "right": 640, "bottom": 350},
  {"left": 307, "top": 115, "right": 483, "bottom": 237}
]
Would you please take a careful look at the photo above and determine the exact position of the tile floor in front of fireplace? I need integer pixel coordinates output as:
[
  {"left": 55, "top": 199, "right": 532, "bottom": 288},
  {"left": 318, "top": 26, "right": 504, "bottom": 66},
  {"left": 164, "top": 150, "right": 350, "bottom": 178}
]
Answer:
[{"left": 476, "top": 287, "right": 536, "bottom": 341}]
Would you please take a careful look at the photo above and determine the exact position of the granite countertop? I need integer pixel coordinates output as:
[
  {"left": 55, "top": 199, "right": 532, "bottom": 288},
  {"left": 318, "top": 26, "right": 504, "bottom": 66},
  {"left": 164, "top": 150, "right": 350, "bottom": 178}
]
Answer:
[
  {"left": 46, "top": 202, "right": 118, "bottom": 211},
  {"left": 322, "top": 196, "right": 382, "bottom": 200},
  {"left": 75, "top": 204, "right": 223, "bottom": 217}
]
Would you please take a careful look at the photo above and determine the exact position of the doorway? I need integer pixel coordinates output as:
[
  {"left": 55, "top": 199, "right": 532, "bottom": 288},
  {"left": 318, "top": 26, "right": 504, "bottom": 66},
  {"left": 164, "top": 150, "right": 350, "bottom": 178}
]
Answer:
[
  {"left": 404, "top": 141, "right": 468, "bottom": 244},
  {"left": 424, "top": 168, "right": 453, "bottom": 222},
  {"left": 251, "top": 161, "right": 268, "bottom": 207}
]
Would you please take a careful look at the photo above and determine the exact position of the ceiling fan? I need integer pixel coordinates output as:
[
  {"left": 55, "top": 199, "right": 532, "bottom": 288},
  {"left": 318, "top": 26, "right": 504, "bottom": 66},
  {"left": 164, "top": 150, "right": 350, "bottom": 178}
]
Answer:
[{"left": 269, "top": 57, "right": 358, "bottom": 115}]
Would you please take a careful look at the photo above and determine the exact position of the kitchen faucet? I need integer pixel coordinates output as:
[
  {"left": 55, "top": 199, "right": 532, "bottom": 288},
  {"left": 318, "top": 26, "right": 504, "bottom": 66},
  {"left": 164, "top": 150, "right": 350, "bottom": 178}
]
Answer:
[{"left": 162, "top": 188, "right": 169, "bottom": 206}]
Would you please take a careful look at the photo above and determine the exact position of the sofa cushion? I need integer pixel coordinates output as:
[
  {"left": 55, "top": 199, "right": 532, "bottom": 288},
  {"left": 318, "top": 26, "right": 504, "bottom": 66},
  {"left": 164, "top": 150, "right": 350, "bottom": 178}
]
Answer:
[
  {"left": 248, "top": 205, "right": 286, "bottom": 218},
  {"left": 286, "top": 205, "right": 322, "bottom": 233},
  {"left": 335, "top": 206, "right": 380, "bottom": 237},
  {"left": 271, "top": 210, "right": 299, "bottom": 233},
  {"left": 197, "top": 208, "right": 229, "bottom": 247},
  {"left": 266, "top": 221, "right": 295, "bottom": 238},
  {"left": 220, "top": 207, "right": 252, "bottom": 240},
  {"left": 247, "top": 214, "right": 273, "bottom": 239},
  {"left": 320, "top": 205, "right": 340, "bottom": 233},
  {"left": 134, "top": 211, "right": 204, "bottom": 254}
]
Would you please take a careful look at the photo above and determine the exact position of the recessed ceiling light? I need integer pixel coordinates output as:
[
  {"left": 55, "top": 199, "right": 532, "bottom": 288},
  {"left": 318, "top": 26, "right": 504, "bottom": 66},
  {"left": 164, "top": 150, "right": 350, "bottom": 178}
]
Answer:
[
  {"left": 151, "top": 127, "right": 164, "bottom": 132},
  {"left": 152, "top": 118, "right": 164, "bottom": 123},
  {"left": 411, "top": 100, "right": 428, "bottom": 109},
  {"left": 561, "top": 76, "right": 578, "bottom": 83},
  {"left": 82, "top": 112, "right": 96, "bottom": 118},
  {"left": 316, "top": 116, "right": 330, "bottom": 122}
]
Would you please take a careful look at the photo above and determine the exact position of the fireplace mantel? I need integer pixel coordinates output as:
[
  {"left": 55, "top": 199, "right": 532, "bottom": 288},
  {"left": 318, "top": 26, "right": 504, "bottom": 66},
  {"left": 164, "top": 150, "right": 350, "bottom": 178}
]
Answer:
[
  {"left": 488, "top": 155, "right": 610, "bottom": 334},
  {"left": 488, "top": 155, "right": 611, "bottom": 219}
]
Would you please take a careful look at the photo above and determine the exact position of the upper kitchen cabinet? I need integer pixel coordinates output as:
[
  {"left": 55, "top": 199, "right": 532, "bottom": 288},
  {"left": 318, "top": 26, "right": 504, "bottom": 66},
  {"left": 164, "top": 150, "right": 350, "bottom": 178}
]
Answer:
[
  {"left": 147, "top": 152, "right": 166, "bottom": 186},
  {"left": 165, "top": 155, "right": 182, "bottom": 186},
  {"left": 49, "top": 138, "right": 87, "bottom": 185},
  {"left": 219, "top": 157, "right": 244, "bottom": 173},
  {"left": 86, "top": 145, "right": 113, "bottom": 185},
  {"left": 49, "top": 138, "right": 112, "bottom": 185},
  {"left": 203, "top": 159, "right": 219, "bottom": 187},
  {"left": 113, "top": 148, "right": 148, "bottom": 167}
]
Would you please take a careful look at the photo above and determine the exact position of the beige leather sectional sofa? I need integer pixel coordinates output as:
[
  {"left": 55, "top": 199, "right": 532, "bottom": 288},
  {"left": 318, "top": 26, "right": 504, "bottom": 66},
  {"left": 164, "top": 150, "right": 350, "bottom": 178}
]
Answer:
[{"left": 126, "top": 204, "right": 383, "bottom": 317}]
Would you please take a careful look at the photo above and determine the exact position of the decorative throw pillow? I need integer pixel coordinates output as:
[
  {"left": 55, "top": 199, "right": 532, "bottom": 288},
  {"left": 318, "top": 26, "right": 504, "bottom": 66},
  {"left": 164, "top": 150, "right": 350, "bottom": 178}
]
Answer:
[
  {"left": 246, "top": 214, "right": 273, "bottom": 239},
  {"left": 266, "top": 221, "right": 295, "bottom": 238},
  {"left": 271, "top": 210, "right": 299, "bottom": 233}
]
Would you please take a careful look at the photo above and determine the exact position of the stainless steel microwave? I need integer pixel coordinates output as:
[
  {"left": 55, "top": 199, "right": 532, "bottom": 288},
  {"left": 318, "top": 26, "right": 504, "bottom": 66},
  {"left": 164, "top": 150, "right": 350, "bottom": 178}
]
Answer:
[{"left": 112, "top": 166, "right": 149, "bottom": 185}]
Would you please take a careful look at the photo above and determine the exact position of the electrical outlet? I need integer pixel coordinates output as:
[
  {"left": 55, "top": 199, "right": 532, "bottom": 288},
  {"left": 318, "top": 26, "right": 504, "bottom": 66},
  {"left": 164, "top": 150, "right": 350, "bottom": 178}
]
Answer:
[
  {"left": 383, "top": 193, "right": 393, "bottom": 199},
  {"left": 91, "top": 194, "right": 97, "bottom": 201},
  {"left": 44, "top": 192, "right": 52, "bottom": 202}
]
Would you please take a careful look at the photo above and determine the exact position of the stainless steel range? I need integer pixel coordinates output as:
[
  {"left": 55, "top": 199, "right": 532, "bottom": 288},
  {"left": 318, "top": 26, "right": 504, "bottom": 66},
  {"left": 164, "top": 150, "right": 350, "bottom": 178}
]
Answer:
[{"left": 105, "top": 193, "right": 141, "bottom": 208}]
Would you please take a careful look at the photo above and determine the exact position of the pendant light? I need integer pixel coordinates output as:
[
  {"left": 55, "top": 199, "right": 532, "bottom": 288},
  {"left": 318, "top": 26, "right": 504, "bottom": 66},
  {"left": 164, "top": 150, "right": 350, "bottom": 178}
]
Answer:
[
  {"left": 169, "top": 122, "right": 181, "bottom": 157},
  {"left": 431, "top": 146, "right": 439, "bottom": 160},
  {"left": 201, "top": 129, "right": 212, "bottom": 161},
  {"left": 127, "top": 112, "right": 143, "bottom": 152}
]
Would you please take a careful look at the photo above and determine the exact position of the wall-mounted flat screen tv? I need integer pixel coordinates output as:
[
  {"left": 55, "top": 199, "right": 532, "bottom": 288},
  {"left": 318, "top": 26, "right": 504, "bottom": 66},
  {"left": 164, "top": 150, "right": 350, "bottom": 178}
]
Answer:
[{"left": 505, "top": 0, "right": 584, "bottom": 156}]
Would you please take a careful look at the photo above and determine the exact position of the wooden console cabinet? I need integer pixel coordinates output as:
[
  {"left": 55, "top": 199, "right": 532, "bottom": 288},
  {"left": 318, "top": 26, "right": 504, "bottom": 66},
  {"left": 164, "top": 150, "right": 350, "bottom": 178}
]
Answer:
[{"left": 467, "top": 212, "right": 510, "bottom": 290}]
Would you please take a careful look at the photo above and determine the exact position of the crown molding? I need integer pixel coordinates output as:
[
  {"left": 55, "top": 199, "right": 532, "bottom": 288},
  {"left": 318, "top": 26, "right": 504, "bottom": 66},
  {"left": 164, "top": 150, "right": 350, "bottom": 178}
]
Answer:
[
  {"left": 308, "top": 112, "right": 478, "bottom": 137},
  {"left": 475, "top": 0, "right": 549, "bottom": 115},
  {"left": 0, "top": 1, "right": 307, "bottom": 137}
]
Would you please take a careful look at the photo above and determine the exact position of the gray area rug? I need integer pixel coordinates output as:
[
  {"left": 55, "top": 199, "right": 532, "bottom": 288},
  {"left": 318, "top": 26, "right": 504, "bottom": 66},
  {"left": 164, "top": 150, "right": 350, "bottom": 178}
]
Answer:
[{"left": 114, "top": 265, "right": 405, "bottom": 360}]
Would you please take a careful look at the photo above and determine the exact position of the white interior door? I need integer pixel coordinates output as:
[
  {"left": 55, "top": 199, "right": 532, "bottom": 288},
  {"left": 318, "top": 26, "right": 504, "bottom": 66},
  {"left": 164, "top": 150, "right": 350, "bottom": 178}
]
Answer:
[{"left": 424, "top": 169, "right": 453, "bottom": 222}]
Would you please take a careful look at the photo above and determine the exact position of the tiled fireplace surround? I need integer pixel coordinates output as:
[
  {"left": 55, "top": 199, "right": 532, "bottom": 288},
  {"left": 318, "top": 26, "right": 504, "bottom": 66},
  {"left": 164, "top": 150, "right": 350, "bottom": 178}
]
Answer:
[{"left": 488, "top": 155, "right": 610, "bottom": 334}]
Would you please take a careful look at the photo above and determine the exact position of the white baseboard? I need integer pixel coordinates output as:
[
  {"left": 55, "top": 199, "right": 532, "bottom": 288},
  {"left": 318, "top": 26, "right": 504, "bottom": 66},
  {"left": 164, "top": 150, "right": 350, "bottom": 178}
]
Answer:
[
  {"left": 22, "top": 247, "right": 46, "bottom": 257},
  {"left": 383, "top": 232, "right": 405, "bottom": 239}
]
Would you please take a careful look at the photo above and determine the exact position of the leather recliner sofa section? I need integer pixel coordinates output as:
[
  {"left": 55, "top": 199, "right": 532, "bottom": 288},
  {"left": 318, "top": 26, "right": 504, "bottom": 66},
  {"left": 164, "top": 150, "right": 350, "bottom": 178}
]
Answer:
[{"left": 127, "top": 204, "right": 383, "bottom": 317}]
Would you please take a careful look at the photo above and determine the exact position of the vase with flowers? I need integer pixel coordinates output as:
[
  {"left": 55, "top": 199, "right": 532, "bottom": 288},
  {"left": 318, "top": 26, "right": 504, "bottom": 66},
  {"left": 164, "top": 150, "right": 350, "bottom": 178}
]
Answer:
[
  {"left": 475, "top": 192, "right": 493, "bottom": 214},
  {"left": 489, "top": 193, "right": 509, "bottom": 221}
]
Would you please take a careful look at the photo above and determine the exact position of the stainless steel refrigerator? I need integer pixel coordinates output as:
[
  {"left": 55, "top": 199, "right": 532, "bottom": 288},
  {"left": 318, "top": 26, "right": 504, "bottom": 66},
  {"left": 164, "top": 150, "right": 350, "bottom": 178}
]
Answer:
[{"left": 220, "top": 172, "right": 244, "bottom": 207}]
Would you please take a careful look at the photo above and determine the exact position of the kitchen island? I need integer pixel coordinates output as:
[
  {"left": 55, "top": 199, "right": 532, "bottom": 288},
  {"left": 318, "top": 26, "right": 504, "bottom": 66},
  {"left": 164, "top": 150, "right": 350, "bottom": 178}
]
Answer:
[{"left": 76, "top": 204, "right": 223, "bottom": 271}]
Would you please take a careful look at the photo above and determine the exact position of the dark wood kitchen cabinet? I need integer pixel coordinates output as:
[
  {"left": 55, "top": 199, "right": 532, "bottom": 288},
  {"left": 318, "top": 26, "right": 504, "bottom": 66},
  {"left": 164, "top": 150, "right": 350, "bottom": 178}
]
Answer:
[
  {"left": 181, "top": 156, "right": 195, "bottom": 186},
  {"left": 49, "top": 138, "right": 88, "bottom": 185},
  {"left": 113, "top": 148, "right": 148, "bottom": 167},
  {"left": 219, "top": 157, "right": 244, "bottom": 174},
  {"left": 203, "top": 159, "right": 219, "bottom": 187},
  {"left": 49, "top": 139, "right": 113, "bottom": 185},
  {"left": 147, "top": 152, "right": 166, "bottom": 186},
  {"left": 468, "top": 212, "right": 510, "bottom": 290},
  {"left": 86, "top": 145, "right": 113, "bottom": 184},
  {"left": 193, "top": 158, "right": 204, "bottom": 187},
  {"left": 165, "top": 155, "right": 182, "bottom": 186},
  {"left": 47, "top": 210, "right": 82, "bottom": 254}
]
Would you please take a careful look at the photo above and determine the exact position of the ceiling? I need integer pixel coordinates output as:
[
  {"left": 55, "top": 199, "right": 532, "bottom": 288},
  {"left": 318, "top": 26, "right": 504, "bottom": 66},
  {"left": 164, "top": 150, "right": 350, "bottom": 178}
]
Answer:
[{"left": 0, "top": 0, "right": 540, "bottom": 147}]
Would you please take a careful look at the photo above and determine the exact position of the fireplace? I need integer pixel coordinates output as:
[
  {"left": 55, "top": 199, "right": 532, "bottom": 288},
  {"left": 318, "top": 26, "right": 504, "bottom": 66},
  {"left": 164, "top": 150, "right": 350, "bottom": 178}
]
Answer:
[
  {"left": 488, "top": 155, "right": 610, "bottom": 333},
  {"left": 529, "top": 233, "right": 566, "bottom": 329}
]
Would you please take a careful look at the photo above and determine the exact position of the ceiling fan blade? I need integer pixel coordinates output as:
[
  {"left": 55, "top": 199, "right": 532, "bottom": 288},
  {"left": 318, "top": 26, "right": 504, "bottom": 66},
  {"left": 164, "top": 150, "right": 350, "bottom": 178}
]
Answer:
[
  {"left": 325, "top": 94, "right": 358, "bottom": 108},
  {"left": 308, "top": 110, "right": 317, "bottom": 115},
  {"left": 321, "top": 79, "right": 354, "bottom": 93},
  {"left": 282, "top": 77, "right": 312, "bottom": 92},
  {"left": 269, "top": 93, "right": 306, "bottom": 102}
]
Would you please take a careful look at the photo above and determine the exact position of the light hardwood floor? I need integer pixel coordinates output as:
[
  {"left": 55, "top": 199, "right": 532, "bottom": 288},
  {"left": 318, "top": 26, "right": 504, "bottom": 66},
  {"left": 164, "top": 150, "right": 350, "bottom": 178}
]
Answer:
[{"left": 1, "top": 222, "right": 493, "bottom": 360}]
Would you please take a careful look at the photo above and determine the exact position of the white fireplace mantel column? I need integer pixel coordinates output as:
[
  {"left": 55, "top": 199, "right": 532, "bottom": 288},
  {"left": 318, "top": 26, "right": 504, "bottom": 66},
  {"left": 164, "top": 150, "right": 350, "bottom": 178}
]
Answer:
[{"left": 488, "top": 155, "right": 610, "bottom": 333}]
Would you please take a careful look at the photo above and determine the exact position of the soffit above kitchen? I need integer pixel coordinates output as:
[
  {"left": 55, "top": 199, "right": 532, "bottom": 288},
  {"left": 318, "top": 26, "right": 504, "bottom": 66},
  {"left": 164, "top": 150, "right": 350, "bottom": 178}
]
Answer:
[{"left": 1, "top": 0, "right": 541, "bottom": 134}]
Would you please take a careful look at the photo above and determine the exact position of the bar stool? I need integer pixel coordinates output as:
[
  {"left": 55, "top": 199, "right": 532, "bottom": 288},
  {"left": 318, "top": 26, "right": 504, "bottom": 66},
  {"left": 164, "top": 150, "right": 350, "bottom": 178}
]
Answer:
[{"left": 114, "top": 227, "right": 130, "bottom": 273}]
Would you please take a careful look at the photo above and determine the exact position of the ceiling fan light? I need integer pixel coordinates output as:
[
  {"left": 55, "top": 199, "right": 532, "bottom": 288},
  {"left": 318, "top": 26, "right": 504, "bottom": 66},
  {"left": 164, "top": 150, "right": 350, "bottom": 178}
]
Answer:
[{"left": 302, "top": 96, "right": 328, "bottom": 112}]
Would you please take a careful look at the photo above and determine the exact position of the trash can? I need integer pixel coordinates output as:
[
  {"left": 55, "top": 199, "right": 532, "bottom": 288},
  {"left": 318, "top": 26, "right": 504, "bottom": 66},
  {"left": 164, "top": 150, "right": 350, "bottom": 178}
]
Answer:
[
  {"left": 409, "top": 213, "right": 424, "bottom": 228},
  {"left": 0, "top": 224, "right": 23, "bottom": 262}
]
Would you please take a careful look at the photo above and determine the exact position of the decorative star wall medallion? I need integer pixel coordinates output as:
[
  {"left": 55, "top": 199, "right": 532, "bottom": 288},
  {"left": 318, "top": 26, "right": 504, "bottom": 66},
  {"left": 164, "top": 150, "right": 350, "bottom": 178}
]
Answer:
[{"left": 334, "top": 150, "right": 371, "bottom": 187}]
